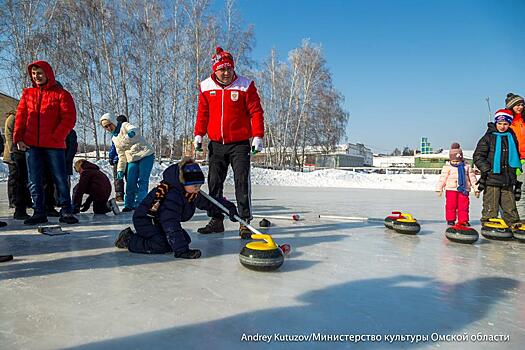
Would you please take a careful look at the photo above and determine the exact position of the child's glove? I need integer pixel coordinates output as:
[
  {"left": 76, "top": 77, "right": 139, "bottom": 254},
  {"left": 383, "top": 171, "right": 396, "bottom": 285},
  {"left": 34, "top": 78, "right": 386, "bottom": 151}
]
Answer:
[
  {"left": 435, "top": 191, "right": 442, "bottom": 197},
  {"left": 127, "top": 131, "right": 136, "bottom": 138},
  {"left": 515, "top": 181, "right": 522, "bottom": 202},
  {"left": 80, "top": 197, "right": 93, "bottom": 212},
  {"left": 517, "top": 160, "right": 525, "bottom": 176},
  {"left": 117, "top": 171, "right": 125, "bottom": 180}
]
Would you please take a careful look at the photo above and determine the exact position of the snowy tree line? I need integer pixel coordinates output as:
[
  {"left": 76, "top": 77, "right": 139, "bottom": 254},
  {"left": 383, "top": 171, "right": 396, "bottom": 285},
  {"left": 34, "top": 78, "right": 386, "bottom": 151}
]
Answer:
[{"left": 0, "top": 0, "right": 349, "bottom": 168}]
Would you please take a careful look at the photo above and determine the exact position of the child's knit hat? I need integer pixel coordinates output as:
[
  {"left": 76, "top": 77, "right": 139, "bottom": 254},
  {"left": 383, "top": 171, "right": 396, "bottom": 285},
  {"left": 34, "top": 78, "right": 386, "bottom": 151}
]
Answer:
[
  {"left": 506, "top": 93, "right": 524, "bottom": 111},
  {"left": 494, "top": 109, "right": 513, "bottom": 124},
  {"left": 178, "top": 157, "right": 205, "bottom": 186},
  {"left": 449, "top": 143, "right": 463, "bottom": 162}
]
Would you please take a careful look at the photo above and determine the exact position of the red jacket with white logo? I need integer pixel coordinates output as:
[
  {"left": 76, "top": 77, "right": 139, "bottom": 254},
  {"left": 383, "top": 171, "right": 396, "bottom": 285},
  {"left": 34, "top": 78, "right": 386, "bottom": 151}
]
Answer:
[
  {"left": 13, "top": 60, "right": 76, "bottom": 149},
  {"left": 194, "top": 74, "right": 264, "bottom": 143}
]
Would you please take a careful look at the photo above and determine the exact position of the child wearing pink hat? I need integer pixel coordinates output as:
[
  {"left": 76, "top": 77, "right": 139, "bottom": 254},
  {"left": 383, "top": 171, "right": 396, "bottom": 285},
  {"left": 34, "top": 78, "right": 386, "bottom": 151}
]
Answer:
[{"left": 436, "top": 143, "right": 479, "bottom": 226}]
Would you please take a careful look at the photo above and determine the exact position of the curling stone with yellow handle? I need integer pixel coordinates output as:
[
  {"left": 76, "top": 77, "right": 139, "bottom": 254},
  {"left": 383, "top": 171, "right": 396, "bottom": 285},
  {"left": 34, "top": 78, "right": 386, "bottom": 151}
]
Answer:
[
  {"left": 392, "top": 213, "right": 421, "bottom": 235},
  {"left": 511, "top": 223, "right": 525, "bottom": 243},
  {"left": 481, "top": 218, "right": 513, "bottom": 240},
  {"left": 199, "top": 191, "right": 291, "bottom": 272},
  {"left": 239, "top": 234, "right": 285, "bottom": 271}
]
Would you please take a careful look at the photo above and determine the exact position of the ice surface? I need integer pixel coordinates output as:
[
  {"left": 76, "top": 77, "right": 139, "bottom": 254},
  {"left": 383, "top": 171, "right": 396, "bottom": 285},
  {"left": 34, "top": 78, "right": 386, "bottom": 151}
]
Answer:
[{"left": 1, "top": 184, "right": 524, "bottom": 349}]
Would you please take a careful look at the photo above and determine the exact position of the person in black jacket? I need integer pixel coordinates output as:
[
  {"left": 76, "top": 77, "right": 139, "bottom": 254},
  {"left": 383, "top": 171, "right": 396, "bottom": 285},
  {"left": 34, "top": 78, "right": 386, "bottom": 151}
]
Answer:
[
  {"left": 473, "top": 109, "right": 522, "bottom": 225},
  {"left": 114, "top": 157, "right": 239, "bottom": 259}
]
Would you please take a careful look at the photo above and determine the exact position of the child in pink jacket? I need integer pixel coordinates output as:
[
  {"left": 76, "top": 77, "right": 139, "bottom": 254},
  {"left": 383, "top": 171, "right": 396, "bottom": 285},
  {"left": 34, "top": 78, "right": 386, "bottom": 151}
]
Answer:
[{"left": 435, "top": 143, "right": 479, "bottom": 226}]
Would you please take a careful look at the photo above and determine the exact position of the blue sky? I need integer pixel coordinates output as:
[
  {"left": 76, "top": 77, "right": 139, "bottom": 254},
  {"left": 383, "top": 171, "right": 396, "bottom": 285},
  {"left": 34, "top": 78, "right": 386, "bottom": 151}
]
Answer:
[{"left": 234, "top": 0, "right": 525, "bottom": 153}]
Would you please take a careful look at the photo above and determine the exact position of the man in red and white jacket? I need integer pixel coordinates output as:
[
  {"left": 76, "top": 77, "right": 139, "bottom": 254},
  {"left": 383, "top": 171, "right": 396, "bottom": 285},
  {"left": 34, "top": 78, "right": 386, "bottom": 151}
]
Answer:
[{"left": 194, "top": 47, "right": 264, "bottom": 238}]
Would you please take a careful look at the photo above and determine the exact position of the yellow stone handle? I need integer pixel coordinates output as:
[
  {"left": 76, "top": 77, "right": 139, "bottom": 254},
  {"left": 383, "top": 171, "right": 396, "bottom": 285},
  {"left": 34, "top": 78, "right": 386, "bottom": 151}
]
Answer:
[
  {"left": 488, "top": 218, "right": 508, "bottom": 228},
  {"left": 250, "top": 234, "right": 278, "bottom": 249},
  {"left": 401, "top": 213, "right": 414, "bottom": 220}
]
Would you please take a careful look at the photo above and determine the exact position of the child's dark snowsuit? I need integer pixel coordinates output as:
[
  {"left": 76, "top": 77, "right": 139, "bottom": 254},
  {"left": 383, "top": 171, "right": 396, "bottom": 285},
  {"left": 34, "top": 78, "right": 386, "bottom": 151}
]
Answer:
[{"left": 129, "top": 163, "right": 236, "bottom": 255}]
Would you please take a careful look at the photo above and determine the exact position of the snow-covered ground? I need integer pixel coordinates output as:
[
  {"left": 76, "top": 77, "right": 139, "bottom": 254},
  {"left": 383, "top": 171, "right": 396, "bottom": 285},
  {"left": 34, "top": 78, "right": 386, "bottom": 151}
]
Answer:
[
  {"left": 0, "top": 159, "right": 439, "bottom": 191},
  {"left": 1, "top": 184, "right": 524, "bottom": 349}
]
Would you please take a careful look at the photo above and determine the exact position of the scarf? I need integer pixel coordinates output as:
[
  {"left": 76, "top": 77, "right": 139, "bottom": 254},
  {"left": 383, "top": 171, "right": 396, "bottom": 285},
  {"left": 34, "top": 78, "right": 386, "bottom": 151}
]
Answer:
[
  {"left": 112, "top": 122, "right": 122, "bottom": 137},
  {"left": 147, "top": 182, "right": 171, "bottom": 218},
  {"left": 453, "top": 162, "right": 468, "bottom": 195},
  {"left": 492, "top": 132, "right": 522, "bottom": 174}
]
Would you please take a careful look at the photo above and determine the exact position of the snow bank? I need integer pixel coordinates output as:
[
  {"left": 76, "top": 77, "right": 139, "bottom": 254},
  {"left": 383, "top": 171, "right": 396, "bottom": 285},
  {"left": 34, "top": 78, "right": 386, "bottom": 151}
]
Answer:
[{"left": 0, "top": 159, "right": 438, "bottom": 191}]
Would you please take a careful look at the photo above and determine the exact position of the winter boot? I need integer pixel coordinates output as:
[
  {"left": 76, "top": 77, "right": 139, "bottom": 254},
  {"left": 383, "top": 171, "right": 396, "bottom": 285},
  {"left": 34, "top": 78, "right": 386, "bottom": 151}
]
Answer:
[
  {"left": 115, "top": 227, "right": 133, "bottom": 249},
  {"left": 24, "top": 215, "right": 48, "bottom": 225},
  {"left": 122, "top": 207, "right": 134, "bottom": 213},
  {"left": 174, "top": 249, "right": 202, "bottom": 259},
  {"left": 239, "top": 222, "right": 252, "bottom": 239},
  {"left": 0, "top": 221, "right": 7, "bottom": 228},
  {"left": 0, "top": 255, "right": 13, "bottom": 263},
  {"left": 107, "top": 199, "right": 120, "bottom": 215},
  {"left": 447, "top": 221, "right": 455, "bottom": 226},
  {"left": 197, "top": 217, "right": 224, "bottom": 234},
  {"left": 13, "top": 208, "right": 30, "bottom": 220},
  {"left": 59, "top": 213, "right": 79, "bottom": 224}
]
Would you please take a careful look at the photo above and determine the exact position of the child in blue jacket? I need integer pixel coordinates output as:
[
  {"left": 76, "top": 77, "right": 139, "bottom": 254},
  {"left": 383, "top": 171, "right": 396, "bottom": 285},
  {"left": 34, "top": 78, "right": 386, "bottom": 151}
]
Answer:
[{"left": 114, "top": 157, "right": 238, "bottom": 259}]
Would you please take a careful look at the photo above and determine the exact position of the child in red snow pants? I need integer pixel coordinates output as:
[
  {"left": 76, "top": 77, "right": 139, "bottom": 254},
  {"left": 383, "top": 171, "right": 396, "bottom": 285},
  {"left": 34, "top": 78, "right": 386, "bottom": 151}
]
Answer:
[{"left": 445, "top": 190, "right": 470, "bottom": 223}]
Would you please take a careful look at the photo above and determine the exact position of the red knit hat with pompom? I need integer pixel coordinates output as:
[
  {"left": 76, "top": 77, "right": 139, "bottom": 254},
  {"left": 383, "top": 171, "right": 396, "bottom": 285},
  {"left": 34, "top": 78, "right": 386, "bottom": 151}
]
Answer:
[{"left": 212, "top": 47, "right": 234, "bottom": 72}]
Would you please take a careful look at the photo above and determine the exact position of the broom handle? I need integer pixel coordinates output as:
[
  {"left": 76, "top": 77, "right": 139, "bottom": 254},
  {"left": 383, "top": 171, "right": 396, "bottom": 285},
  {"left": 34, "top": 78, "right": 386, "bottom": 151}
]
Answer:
[
  {"left": 200, "top": 191, "right": 263, "bottom": 235},
  {"left": 318, "top": 214, "right": 384, "bottom": 222}
]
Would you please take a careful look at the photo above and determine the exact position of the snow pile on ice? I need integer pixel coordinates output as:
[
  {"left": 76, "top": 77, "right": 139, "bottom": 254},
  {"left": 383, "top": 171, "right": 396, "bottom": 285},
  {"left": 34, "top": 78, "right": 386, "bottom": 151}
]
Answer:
[
  {"left": 240, "top": 168, "right": 438, "bottom": 190},
  {"left": 0, "top": 159, "right": 439, "bottom": 191}
]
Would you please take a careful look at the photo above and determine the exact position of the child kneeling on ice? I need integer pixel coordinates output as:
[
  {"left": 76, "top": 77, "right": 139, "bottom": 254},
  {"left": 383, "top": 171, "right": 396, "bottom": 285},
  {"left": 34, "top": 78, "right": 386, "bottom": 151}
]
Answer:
[
  {"left": 435, "top": 143, "right": 479, "bottom": 226},
  {"left": 473, "top": 109, "right": 522, "bottom": 226},
  {"left": 72, "top": 160, "right": 118, "bottom": 215},
  {"left": 114, "top": 157, "right": 238, "bottom": 259}
]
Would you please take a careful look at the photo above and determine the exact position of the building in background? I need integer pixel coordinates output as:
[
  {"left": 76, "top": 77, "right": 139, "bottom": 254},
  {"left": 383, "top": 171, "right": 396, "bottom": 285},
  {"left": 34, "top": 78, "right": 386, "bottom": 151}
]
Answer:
[
  {"left": 315, "top": 143, "right": 373, "bottom": 168},
  {"left": 420, "top": 137, "right": 433, "bottom": 154},
  {"left": 414, "top": 150, "right": 474, "bottom": 168}
]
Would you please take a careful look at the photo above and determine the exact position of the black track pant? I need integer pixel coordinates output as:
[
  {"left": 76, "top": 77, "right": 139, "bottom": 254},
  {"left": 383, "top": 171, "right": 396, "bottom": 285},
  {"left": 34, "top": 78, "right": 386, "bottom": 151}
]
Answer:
[
  {"left": 112, "top": 163, "right": 125, "bottom": 198},
  {"left": 207, "top": 140, "right": 252, "bottom": 220},
  {"left": 7, "top": 153, "right": 32, "bottom": 210}
]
